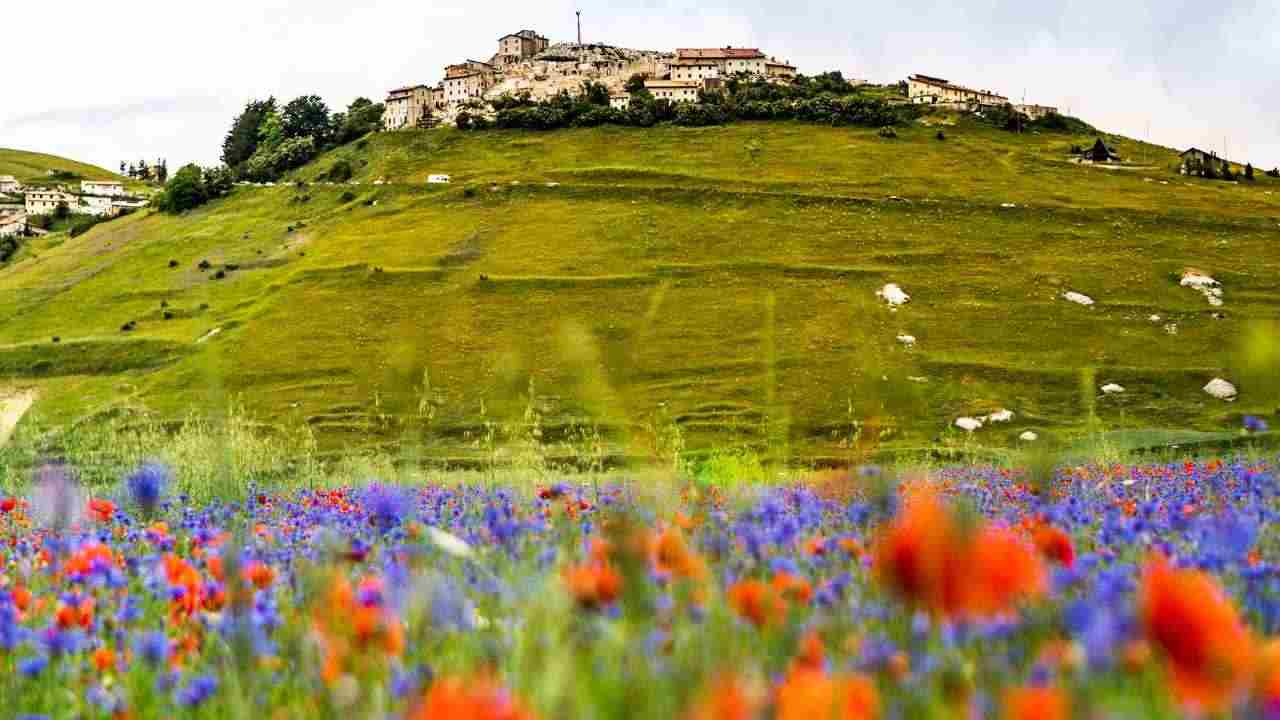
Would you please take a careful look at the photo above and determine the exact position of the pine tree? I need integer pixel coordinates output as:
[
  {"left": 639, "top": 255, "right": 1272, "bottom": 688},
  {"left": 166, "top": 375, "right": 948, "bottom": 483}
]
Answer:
[{"left": 1245, "top": 163, "right": 1254, "bottom": 181}]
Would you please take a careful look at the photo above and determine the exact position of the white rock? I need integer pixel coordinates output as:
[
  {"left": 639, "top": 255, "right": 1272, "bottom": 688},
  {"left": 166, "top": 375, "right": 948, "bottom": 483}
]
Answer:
[
  {"left": 1149, "top": 314, "right": 1162, "bottom": 322},
  {"left": 955, "top": 417, "right": 984, "bottom": 432},
  {"left": 907, "top": 376, "right": 929, "bottom": 384},
  {"left": 1180, "top": 271, "right": 1219, "bottom": 289},
  {"left": 986, "top": 409, "right": 1014, "bottom": 423},
  {"left": 896, "top": 334, "right": 917, "bottom": 347},
  {"left": 427, "top": 174, "right": 451, "bottom": 184},
  {"left": 1019, "top": 431, "right": 1039, "bottom": 442},
  {"left": 877, "top": 283, "right": 910, "bottom": 306},
  {"left": 1203, "top": 378, "right": 1238, "bottom": 401},
  {"left": 1101, "top": 383, "right": 1126, "bottom": 395},
  {"left": 1000, "top": 202, "right": 1018, "bottom": 208},
  {"left": 545, "top": 182, "right": 561, "bottom": 187},
  {"left": 1063, "top": 291, "right": 1094, "bottom": 306}
]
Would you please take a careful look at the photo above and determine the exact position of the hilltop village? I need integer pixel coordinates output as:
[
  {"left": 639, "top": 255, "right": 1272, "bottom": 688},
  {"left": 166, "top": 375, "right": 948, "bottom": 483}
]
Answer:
[
  {"left": 0, "top": 176, "right": 148, "bottom": 241},
  {"left": 381, "top": 29, "right": 802, "bottom": 128}
]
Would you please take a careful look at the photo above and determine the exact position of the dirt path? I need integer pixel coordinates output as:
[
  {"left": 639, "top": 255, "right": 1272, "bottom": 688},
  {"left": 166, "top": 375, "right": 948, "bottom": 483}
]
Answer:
[{"left": 0, "top": 389, "right": 36, "bottom": 446}]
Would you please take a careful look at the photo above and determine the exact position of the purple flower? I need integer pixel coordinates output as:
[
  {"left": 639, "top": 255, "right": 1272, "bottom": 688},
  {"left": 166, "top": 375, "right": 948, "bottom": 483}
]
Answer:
[
  {"left": 176, "top": 674, "right": 218, "bottom": 707},
  {"left": 135, "top": 631, "right": 170, "bottom": 667},
  {"left": 126, "top": 463, "right": 170, "bottom": 514},
  {"left": 18, "top": 654, "right": 48, "bottom": 678},
  {"left": 1245, "top": 416, "right": 1270, "bottom": 433}
]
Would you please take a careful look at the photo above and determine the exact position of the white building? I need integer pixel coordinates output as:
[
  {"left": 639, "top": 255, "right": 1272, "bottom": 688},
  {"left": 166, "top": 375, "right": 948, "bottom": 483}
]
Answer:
[
  {"left": 609, "top": 94, "right": 631, "bottom": 111},
  {"left": 25, "top": 189, "right": 74, "bottom": 215},
  {"left": 0, "top": 176, "right": 20, "bottom": 194},
  {"left": 81, "top": 180, "right": 125, "bottom": 197},
  {"left": 0, "top": 213, "right": 26, "bottom": 238},
  {"left": 644, "top": 79, "right": 702, "bottom": 103},
  {"left": 670, "top": 59, "right": 720, "bottom": 83},
  {"left": 1014, "top": 103, "right": 1059, "bottom": 121},
  {"left": 78, "top": 194, "right": 119, "bottom": 217},
  {"left": 907, "top": 74, "right": 1008, "bottom": 108},
  {"left": 675, "top": 47, "right": 768, "bottom": 78}
]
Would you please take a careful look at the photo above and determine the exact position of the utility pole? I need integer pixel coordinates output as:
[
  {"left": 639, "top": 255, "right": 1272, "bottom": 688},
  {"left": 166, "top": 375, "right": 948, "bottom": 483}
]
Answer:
[{"left": 576, "top": 10, "right": 582, "bottom": 45}]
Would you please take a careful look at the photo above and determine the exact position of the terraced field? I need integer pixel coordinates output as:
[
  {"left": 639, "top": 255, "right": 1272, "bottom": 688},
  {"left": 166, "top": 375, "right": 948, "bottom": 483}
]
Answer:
[{"left": 1, "top": 119, "right": 1278, "bottom": 460}]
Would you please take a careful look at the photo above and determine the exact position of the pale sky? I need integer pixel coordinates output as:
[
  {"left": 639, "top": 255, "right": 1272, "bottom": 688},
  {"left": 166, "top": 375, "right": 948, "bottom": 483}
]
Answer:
[{"left": 2, "top": 0, "right": 1277, "bottom": 170}]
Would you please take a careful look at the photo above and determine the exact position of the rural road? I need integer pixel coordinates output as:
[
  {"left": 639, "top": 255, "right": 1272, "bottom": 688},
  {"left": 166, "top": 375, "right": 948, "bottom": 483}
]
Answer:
[{"left": 0, "top": 389, "right": 35, "bottom": 446}]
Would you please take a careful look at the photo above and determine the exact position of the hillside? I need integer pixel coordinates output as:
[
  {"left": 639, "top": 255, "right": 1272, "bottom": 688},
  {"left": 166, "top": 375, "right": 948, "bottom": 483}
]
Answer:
[
  {"left": 0, "top": 147, "right": 126, "bottom": 186},
  {"left": 1, "top": 118, "right": 1278, "bottom": 461}
]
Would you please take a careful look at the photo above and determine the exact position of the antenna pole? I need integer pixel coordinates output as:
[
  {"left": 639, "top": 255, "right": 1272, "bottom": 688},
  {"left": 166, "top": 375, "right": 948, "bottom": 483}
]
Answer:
[{"left": 576, "top": 10, "right": 582, "bottom": 45}]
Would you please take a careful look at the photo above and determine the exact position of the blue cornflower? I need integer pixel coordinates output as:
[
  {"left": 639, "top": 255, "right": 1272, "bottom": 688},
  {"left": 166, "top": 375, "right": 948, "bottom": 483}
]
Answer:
[
  {"left": 135, "top": 631, "right": 170, "bottom": 667},
  {"left": 363, "top": 484, "right": 411, "bottom": 530},
  {"left": 1244, "top": 416, "right": 1270, "bottom": 433},
  {"left": 18, "top": 654, "right": 48, "bottom": 678},
  {"left": 176, "top": 674, "right": 218, "bottom": 707},
  {"left": 125, "top": 463, "right": 169, "bottom": 514}
]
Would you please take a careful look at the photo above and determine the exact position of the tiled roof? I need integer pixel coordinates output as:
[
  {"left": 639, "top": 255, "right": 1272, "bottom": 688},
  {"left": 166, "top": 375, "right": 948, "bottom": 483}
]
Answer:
[{"left": 676, "top": 47, "right": 765, "bottom": 60}]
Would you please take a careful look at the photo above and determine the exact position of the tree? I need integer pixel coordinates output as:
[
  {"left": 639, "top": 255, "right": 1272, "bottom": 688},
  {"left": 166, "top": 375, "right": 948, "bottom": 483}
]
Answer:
[
  {"left": 1245, "top": 163, "right": 1255, "bottom": 181},
  {"left": 136, "top": 159, "right": 152, "bottom": 182},
  {"left": 624, "top": 73, "right": 648, "bottom": 94},
  {"left": 333, "top": 97, "right": 386, "bottom": 145},
  {"left": 155, "top": 159, "right": 169, "bottom": 184},
  {"left": 1221, "top": 162, "right": 1235, "bottom": 181},
  {"left": 156, "top": 164, "right": 207, "bottom": 213},
  {"left": 581, "top": 81, "right": 610, "bottom": 107},
  {"left": 280, "top": 95, "right": 332, "bottom": 145},
  {"left": 222, "top": 98, "right": 277, "bottom": 169},
  {"left": 1268, "top": 168, "right": 1280, "bottom": 178},
  {"left": 120, "top": 161, "right": 127, "bottom": 174}
]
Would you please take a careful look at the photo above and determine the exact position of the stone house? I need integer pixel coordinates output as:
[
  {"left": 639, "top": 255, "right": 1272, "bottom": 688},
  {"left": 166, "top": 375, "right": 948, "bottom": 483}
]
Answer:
[
  {"left": 1014, "top": 104, "right": 1058, "bottom": 121},
  {"left": 765, "top": 58, "right": 797, "bottom": 82},
  {"left": 25, "top": 188, "right": 74, "bottom": 215},
  {"left": 382, "top": 85, "right": 436, "bottom": 129},
  {"left": 496, "top": 30, "right": 549, "bottom": 66},
  {"left": 609, "top": 93, "right": 631, "bottom": 111},
  {"left": 907, "top": 74, "right": 1008, "bottom": 108},
  {"left": 77, "top": 194, "right": 121, "bottom": 217},
  {"left": 0, "top": 212, "right": 26, "bottom": 238},
  {"left": 1180, "top": 148, "right": 1233, "bottom": 176},
  {"left": 81, "top": 180, "right": 124, "bottom": 197},
  {"left": 676, "top": 47, "right": 767, "bottom": 77},
  {"left": 443, "top": 60, "right": 496, "bottom": 106},
  {"left": 644, "top": 79, "right": 702, "bottom": 103},
  {"left": 670, "top": 59, "right": 720, "bottom": 83},
  {"left": 0, "top": 176, "right": 20, "bottom": 194}
]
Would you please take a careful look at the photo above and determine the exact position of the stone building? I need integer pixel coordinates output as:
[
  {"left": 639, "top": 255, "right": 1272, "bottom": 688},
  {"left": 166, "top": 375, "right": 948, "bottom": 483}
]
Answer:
[
  {"left": 675, "top": 47, "right": 767, "bottom": 77},
  {"left": 1180, "top": 148, "right": 1233, "bottom": 175},
  {"left": 0, "top": 176, "right": 20, "bottom": 194},
  {"left": 670, "top": 58, "right": 720, "bottom": 83},
  {"left": 765, "top": 58, "right": 797, "bottom": 82},
  {"left": 81, "top": 180, "right": 124, "bottom": 197},
  {"left": 25, "top": 189, "right": 74, "bottom": 215},
  {"left": 609, "top": 93, "right": 631, "bottom": 111},
  {"left": 907, "top": 74, "right": 1008, "bottom": 108},
  {"left": 383, "top": 85, "right": 437, "bottom": 129},
  {"left": 644, "top": 79, "right": 702, "bottom": 103},
  {"left": 1014, "top": 103, "right": 1058, "bottom": 121},
  {"left": 443, "top": 60, "right": 496, "bottom": 106},
  {"left": 495, "top": 30, "right": 549, "bottom": 66},
  {"left": 0, "top": 212, "right": 26, "bottom": 238}
]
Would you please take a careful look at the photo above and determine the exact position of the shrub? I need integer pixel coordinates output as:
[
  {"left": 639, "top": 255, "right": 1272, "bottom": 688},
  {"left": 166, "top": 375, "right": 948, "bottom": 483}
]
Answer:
[
  {"left": 339, "top": 190, "right": 357, "bottom": 203},
  {"left": 327, "top": 160, "right": 354, "bottom": 183},
  {"left": 878, "top": 126, "right": 898, "bottom": 139},
  {"left": 155, "top": 165, "right": 208, "bottom": 214},
  {"left": 673, "top": 103, "right": 728, "bottom": 127},
  {"left": 935, "top": 130, "right": 946, "bottom": 141},
  {"left": 69, "top": 216, "right": 106, "bottom": 238},
  {"left": 1267, "top": 168, "right": 1280, "bottom": 179}
]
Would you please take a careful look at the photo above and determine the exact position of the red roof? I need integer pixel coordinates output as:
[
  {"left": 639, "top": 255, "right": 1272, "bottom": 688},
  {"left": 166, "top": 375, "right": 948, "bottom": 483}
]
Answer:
[{"left": 676, "top": 47, "right": 765, "bottom": 60}]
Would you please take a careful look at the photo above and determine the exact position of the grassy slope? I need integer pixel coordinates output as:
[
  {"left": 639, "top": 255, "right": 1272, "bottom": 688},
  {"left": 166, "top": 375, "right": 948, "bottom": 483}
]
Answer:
[
  {"left": 1, "top": 118, "right": 1278, "bottom": 460},
  {"left": 0, "top": 148, "right": 125, "bottom": 185}
]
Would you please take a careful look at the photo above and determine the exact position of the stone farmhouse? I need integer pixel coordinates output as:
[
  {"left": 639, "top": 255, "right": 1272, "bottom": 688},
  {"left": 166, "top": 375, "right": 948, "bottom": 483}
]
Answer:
[
  {"left": 1013, "top": 103, "right": 1059, "bottom": 121},
  {"left": 643, "top": 79, "right": 702, "bottom": 103},
  {"left": 0, "top": 175, "right": 21, "bottom": 194},
  {"left": 907, "top": 74, "right": 1008, "bottom": 109},
  {"left": 1179, "top": 148, "right": 1237, "bottom": 176},
  {"left": 81, "top": 180, "right": 124, "bottom": 197},
  {"left": 0, "top": 212, "right": 26, "bottom": 238},
  {"left": 382, "top": 85, "right": 436, "bottom": 129},
  {"left": 674, "top": 47, "right": 767, "bottom": 77},
  {"left": 25, "top": 188, "right": 74, "bottom": 215},
  {"left": 442, "top": 60, "right": 498, "bottom": 106}
]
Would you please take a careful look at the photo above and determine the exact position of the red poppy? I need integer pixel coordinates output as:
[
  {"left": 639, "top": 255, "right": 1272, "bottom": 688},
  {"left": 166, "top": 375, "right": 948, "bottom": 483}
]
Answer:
[
  {"left": 775, "top": 666, "right": 879, "bottom": 720},
  {"left": 409, "top": 675, "right": 540, "bottom": 720},
  {"left": 684, "top": 675, "right": 760, "bottom": 720},
  {"left": 1140, "top": 553, "right": 1255, "bottom": 711},
  {"left": 563, "top": 562, "right": 621, "bottom": 610},
  {"left": 1003, "top": 686, "right": 1068, "bottom": 720},
  {"left": 727, "top": 579, "right": 787, "bottom": 629},
  {"left": 0, "top": 497, "right": 16, "bottom": 514},
  {"left": 88, "top": 498, "right": 116, "bottom": 523},
  {"left": 1031, "top": 524, "right": 1076, "bottom": 568}
]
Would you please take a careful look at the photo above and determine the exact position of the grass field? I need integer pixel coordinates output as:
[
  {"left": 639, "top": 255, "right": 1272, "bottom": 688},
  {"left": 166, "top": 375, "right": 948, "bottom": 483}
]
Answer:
[
  {"left": 1, "top": 118, "right": 1278, "bottom": 462},
  {"left": 0, "top": 147, "right": 126, "bottom": 186}
]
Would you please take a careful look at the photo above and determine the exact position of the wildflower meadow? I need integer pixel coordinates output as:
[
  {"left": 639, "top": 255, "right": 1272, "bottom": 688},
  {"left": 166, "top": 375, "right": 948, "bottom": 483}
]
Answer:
[{"left": 2, "top": 453, "right": 1280, "bottom": 719}]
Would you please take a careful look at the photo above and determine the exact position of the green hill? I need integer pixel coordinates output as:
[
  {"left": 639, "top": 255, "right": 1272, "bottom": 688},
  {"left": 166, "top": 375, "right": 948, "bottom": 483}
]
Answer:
[
  {"left": 2, "top": 119, "right": 1278, "bottom": 461},
  {"left": 0, "top": 147, "right": 126, "bottom": 186}
]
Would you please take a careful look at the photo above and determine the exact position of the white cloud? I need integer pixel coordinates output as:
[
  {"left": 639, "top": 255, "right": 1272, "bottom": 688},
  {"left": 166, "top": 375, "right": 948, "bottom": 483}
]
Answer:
[{"left": 1, "top": 0, "right": 1276, "bottom": 169}]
